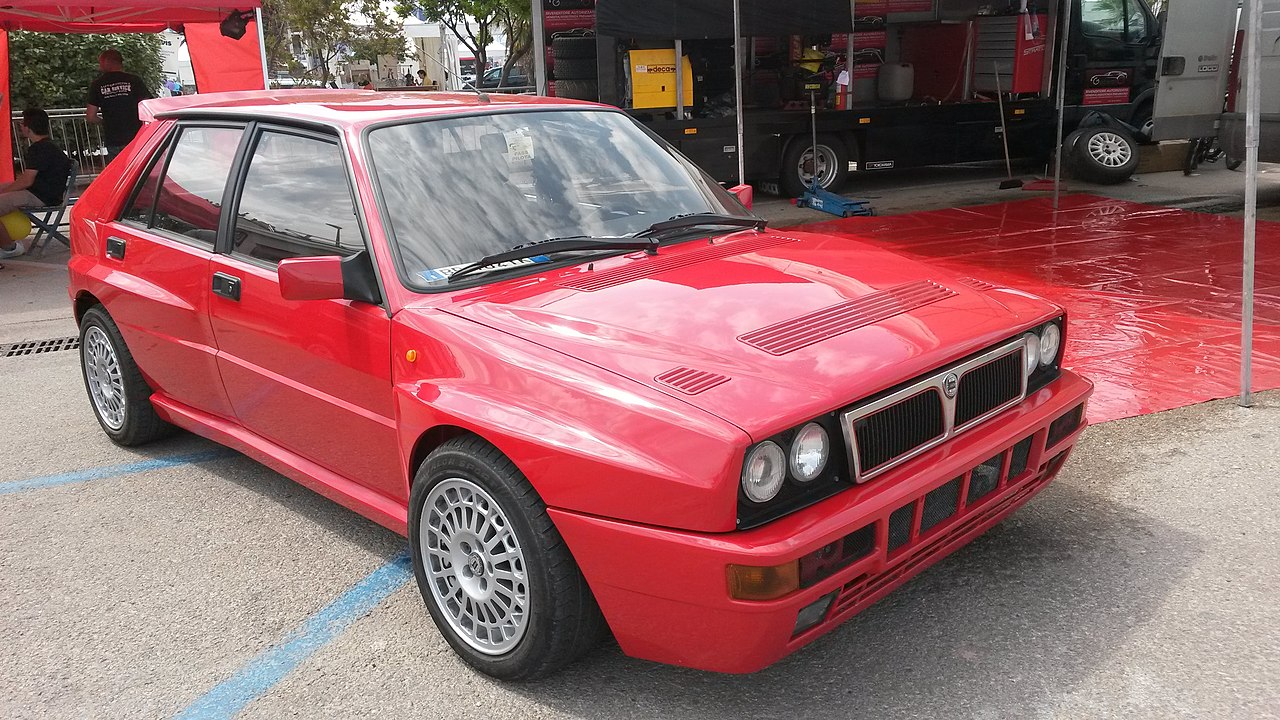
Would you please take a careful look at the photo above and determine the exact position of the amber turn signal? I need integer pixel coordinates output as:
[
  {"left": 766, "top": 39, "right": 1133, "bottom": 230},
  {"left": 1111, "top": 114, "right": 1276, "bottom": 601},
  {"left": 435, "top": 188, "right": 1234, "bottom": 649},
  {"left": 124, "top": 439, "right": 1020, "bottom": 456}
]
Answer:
[
  {"left": 405, "top": 349, "right": 418, "bottom": 362},
  {"left": 727, "top": 561, "right": 800, "bottom": 601}
]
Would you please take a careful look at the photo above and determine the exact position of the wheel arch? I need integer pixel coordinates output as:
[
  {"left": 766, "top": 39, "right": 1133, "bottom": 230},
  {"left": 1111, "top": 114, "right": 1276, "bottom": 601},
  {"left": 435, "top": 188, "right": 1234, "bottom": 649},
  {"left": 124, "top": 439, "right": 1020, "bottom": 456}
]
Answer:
[
  {"left": 73, "top": 290, "right": 102, "bottom": 325},
  {"left": 407, "top": 423, "right": 474, "bottom": 490}
]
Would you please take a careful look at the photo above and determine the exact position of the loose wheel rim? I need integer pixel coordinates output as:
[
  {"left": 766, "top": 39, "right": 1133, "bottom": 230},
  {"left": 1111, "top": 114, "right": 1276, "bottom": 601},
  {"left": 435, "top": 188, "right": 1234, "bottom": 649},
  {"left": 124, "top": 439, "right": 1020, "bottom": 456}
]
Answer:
[
  {"left": 1087, "top": 132, "right": 1132, "bottom": 168},
  {"left": 799, "top": 144, "right": 838, "bottom": 188},
  {"left": 421, "top": 477, "right": 529, "bottom": 655},
  {"left": 83, "top": 325, "right": 126, "bottom": 431}
]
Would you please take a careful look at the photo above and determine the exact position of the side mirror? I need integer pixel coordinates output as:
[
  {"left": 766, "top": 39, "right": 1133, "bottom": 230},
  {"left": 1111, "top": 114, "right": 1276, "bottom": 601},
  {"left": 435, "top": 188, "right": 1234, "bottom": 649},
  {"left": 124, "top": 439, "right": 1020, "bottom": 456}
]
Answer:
[
  {"left": 728, "top": 183, "right": 754, "bottom": 210},
  {"left": 279, "top": 251, "right": 381, "bottom": 304}
]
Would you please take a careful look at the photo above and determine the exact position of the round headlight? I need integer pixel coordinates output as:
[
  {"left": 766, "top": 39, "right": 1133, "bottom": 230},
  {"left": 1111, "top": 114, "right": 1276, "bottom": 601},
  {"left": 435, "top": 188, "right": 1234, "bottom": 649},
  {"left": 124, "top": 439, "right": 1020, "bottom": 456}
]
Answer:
[
  {"left": 789, "top": 423, "right": 829, "bottom": 482},
  {"left": 1022, "top": 333, "right": 1040, "bottom": 376},
  {"left": 1039, "top": 323, "right": 1061, "bottom": 366},
  {"left": 741, "top": 441, "right": 786, "bottom": 503}
]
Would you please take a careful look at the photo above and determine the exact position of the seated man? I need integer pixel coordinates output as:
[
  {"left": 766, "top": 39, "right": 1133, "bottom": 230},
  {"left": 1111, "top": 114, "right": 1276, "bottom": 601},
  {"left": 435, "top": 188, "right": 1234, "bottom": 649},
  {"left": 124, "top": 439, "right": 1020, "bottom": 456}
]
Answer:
[{"left": 0, "top": 108, "right": 72, "bottom": 259}]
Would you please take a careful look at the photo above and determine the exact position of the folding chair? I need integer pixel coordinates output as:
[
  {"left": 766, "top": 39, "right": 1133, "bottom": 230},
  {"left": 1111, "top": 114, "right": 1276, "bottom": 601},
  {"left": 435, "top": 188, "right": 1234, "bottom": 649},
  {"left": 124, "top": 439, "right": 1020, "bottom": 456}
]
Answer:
[{"left": 25, "top": 165, "right": 78, "bottom": 257}]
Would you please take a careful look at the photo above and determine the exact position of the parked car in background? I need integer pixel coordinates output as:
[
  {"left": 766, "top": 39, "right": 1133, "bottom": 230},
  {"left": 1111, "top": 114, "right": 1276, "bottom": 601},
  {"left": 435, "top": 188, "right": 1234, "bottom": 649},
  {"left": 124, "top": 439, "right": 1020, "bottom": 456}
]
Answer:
[
  {"left": 68, "top": 90, "right": 1092, "bottom": 680},
  {"left": 471, "top": 66, "right": 531, "bottom": 89}
]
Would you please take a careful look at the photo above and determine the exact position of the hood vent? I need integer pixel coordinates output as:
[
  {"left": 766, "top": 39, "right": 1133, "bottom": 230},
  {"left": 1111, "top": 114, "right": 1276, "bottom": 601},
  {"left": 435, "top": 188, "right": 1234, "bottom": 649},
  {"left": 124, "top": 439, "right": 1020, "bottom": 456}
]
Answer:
[
  {"left": 559, "top": 234, "right": 796, "bottom": 292},
  {"left": 958, "top": 277, "right": 998, "bottom": 292},
  {"left": 655, "top": 367, "right": 730, "bottom": 395},
  {"left": 739, "top": 280, "right": 957, "bottom": 356}
]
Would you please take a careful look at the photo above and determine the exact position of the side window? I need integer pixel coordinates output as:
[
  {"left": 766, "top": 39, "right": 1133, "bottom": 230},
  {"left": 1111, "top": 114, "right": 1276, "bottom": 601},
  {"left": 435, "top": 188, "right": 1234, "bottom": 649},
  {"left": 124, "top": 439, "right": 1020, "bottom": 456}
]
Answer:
[
  {"left": 230, "top": 130, "right": 362, "bottom": 265},
  {"left": 146, "top": 126, "right": 244, "bottom": 248},
  {"left": 1080, "top": 0, "right": 1146, "bottom": 43},
  {"left": 121, "top": 140, "right": 173, "bottom": 225}
]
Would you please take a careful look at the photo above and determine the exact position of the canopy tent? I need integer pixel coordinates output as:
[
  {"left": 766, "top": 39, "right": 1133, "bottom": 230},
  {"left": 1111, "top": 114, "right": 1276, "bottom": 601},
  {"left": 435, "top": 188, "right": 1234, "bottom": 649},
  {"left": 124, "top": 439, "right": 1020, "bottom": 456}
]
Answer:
[{"left": 0, "top": 0, "right": 266, "bottom": 181}]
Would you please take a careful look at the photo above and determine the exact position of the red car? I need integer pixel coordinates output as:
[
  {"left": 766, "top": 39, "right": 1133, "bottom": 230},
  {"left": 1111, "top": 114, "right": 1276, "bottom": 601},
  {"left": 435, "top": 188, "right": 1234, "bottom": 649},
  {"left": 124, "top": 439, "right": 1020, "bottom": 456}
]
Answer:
[{"left": 69, "top": 91, "right": 1092, "bottom": 679}]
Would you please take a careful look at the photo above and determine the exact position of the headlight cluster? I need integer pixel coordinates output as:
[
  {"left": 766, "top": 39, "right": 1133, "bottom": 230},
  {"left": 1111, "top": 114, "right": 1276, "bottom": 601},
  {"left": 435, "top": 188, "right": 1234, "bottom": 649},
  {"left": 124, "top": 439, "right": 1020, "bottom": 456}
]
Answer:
[
  {"left": 1023, "top": 318, "right": 1064, "bottom": 390},
  {"left": 741, "top": 422, "right": 832, "bottom": 504}
]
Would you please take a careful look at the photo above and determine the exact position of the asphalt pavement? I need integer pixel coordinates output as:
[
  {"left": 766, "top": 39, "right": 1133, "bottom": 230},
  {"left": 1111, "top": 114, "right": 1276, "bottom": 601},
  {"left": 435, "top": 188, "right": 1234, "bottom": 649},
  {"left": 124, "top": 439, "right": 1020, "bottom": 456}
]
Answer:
[{"left": 2, "top": 166, "right": 1278, "bottom": 719}]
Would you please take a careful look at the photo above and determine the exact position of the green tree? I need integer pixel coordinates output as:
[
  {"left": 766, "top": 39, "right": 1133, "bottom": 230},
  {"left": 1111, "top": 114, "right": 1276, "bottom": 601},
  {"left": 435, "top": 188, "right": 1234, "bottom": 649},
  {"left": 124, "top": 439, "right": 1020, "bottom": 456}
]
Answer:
[
  {"left": 261, "top": 0, "right": 408, "bottom": 85},
  {"left": 398, "top": 0, "right": 502, "bottom": 84},
  {"left": 8, "top": 32, "right": 163, "bottom": 109}
]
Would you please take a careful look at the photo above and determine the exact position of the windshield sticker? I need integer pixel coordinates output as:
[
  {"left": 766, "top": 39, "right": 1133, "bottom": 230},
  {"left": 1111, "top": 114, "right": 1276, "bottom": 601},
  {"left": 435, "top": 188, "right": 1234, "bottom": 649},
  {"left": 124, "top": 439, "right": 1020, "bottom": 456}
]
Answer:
[
  {"left": 418, "top": 255, "right": 551, "bottom": 286},
  {"left": 504, "top": 129, "right": 535, "bottom": 163}
]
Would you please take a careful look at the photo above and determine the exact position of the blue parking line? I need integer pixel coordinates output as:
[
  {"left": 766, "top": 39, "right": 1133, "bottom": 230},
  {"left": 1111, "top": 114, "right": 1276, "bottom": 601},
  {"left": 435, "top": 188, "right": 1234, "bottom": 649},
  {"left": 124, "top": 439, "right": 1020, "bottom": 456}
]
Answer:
[
  {"left": 174, "top": 552, "right": 414, "bottom": 720},
  {"left": 0, "top": 449, "right": 236, "bottom": 496}
]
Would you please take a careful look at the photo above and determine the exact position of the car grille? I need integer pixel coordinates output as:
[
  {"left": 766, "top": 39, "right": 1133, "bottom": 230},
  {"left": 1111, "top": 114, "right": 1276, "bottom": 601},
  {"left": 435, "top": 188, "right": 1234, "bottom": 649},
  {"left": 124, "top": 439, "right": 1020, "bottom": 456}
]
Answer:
[
  {"left": 852, "top": 390, "right": 945, "bottom": 475},
  {"left": 843, "top": 338, "right": 1028, "bottom": 483},
  {"left": 955, "top": 351, "right": 1024, "bottom": 427}
]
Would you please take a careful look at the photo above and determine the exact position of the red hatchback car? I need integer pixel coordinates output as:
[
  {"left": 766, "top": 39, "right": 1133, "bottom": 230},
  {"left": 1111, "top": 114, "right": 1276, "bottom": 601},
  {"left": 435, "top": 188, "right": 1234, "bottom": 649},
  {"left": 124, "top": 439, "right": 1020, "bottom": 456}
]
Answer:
[{"left": 69, "top": 91, "right": 1092, "bottom": 679}]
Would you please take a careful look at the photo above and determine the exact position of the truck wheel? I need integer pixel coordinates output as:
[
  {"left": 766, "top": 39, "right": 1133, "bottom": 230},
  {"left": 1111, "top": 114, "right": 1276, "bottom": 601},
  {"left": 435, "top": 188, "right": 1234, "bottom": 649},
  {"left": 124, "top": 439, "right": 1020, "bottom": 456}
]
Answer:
[
  {"left": 552, "top": 57, "right": 596, "bottom": 80},
  {"left": 1131, "top": 104, "right": 1155, "bottom": 144},
  {"left": 1068, "top": 126, "right": 1138, "bottom": 185},
  {"left": 781, "top": 134, "right": 848, "bottom": 197},
  {"left": 552, "top": 35, "right": 596, "bottom": 60},
  {"left": 408, "top": 435, "right": 607, "bottom": 680},
  {"left": 555, "top": 79, "right": 598, "bottom": 100}
]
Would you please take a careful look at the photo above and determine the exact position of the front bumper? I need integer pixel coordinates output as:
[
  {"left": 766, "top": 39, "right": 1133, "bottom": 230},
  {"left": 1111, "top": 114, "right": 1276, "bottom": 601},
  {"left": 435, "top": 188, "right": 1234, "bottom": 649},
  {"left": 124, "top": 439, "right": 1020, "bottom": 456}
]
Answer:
[{"left": 550, "top": 370, "right": 1093, "bottom": 673}]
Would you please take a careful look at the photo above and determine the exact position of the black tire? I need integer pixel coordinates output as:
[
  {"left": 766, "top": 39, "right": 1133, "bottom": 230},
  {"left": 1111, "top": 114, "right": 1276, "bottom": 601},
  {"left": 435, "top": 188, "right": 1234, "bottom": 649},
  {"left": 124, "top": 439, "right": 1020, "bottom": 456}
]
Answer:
[
  {"left": 555, "top": 79, "right": 598, "bottom": 101},
  {"left": 552, "top": 57, "right": 597, "bottom": 80},
  {"left": 78, "top": 305, "right": 175, "bottom": 446},
  {"left": 408, "top": 435, "right": 606, "bottom": 681},
  {"left": 780, "top": 134, "right": 849, "bottom": 197},
  {"left": 552, "top": 35, "right": 596, "bottom": 60},
  {"left": 1068, "top": 126, "right": 1139, "bottom": 185}
]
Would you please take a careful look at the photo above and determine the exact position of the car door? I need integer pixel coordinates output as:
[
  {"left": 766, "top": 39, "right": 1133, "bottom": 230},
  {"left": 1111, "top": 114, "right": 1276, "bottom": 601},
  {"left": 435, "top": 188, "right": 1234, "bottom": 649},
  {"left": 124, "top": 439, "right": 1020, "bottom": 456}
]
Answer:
[
  {"left": 99, "top": 123, "right": 243, "bottom": 419},
  {"left": 206, "top": 124, "right": 403, "bottom": 502}
]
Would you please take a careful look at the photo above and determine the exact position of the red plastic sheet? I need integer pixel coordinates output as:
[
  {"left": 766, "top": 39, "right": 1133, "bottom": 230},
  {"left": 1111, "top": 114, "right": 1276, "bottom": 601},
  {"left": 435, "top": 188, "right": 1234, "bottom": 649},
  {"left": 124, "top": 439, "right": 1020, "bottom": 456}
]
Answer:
[{"left": 796, "top": 195, "right": 1280, "bottom": 423}]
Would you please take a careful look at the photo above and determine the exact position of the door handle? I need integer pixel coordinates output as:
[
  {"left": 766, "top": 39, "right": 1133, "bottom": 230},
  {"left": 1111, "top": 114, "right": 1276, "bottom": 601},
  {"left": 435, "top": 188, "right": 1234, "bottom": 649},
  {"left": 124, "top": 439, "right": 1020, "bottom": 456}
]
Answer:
[
  {"left": 212, "top": 272, "right": 242, "bottom": 301},
  {"left": 106, "top": 236, "right": 126, "bottom": 260}
]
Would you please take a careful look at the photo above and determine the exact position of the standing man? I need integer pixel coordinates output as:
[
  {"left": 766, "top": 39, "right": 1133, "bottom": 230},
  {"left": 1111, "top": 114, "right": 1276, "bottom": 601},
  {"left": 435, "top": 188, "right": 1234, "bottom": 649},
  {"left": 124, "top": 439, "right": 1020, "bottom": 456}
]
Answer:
[
  {"left": 86, "top": 49, "right": 153, "bottom": 163},
  {"left": 0, "top": 108, "right": 72, "bottom": 260}
]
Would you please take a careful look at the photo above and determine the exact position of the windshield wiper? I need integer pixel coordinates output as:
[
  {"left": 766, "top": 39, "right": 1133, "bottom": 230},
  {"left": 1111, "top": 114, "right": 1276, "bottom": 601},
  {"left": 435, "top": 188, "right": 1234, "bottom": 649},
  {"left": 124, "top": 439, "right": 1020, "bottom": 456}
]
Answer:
[
  {"left": 633, "top": 212, "right": 766, "bottom": 239},
  {"left": 446, "top": 236, "right": 659, "bottom": 283}
]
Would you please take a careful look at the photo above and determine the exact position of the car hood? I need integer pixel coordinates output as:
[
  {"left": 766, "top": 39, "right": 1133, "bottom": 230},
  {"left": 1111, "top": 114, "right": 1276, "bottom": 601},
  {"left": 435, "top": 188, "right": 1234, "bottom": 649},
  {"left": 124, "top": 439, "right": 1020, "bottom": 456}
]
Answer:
[{"left": 432, "top": 229, "right": 1060, "bottom": 438}]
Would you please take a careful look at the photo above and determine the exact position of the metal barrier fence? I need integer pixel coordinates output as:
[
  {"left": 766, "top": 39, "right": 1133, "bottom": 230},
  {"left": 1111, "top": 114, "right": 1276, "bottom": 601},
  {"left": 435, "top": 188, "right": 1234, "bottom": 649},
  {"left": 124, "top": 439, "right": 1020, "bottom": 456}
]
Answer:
[{"left": 12, "top": 107, "right": 108, "bottom": 180}]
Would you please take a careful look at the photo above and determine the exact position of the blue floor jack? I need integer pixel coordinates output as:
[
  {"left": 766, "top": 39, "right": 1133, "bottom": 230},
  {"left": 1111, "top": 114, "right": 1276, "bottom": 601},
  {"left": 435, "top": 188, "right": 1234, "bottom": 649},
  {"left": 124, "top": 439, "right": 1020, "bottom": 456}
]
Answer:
[{"left": 795, "top": 88, "right": 874, "bottom": 218}]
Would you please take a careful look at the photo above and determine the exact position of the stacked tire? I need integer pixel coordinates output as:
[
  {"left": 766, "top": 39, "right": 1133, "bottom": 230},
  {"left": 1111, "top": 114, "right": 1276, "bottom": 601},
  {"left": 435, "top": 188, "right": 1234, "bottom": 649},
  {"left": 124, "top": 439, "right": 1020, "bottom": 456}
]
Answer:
[{"left": 552, "top": 34, "right": 598, "bottom": 101}]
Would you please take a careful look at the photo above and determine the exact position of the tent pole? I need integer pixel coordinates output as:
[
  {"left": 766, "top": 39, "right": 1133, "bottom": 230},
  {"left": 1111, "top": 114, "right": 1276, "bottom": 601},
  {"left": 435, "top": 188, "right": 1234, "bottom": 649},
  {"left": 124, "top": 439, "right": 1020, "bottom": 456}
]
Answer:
[
  {"left": 1241, "top": 0, "right": 1262, "bottom": 407},
  {"left": 733, "top": 0, "right": 745, "bottom": 186},
  {"left": 675, "top": 39, "right": 684, "bottom": 119},
  {"left": 1052, "top": 0, "right": 1070, "bottom": 211},
  {"left": 532, "top": 0, "right": 547, "bottom": 95},
  {"left": 845, "top": 1, "right": 855, "bottom": 109},
  {"left": 255, "top": 8, "right": 268, "bottom": 89}
]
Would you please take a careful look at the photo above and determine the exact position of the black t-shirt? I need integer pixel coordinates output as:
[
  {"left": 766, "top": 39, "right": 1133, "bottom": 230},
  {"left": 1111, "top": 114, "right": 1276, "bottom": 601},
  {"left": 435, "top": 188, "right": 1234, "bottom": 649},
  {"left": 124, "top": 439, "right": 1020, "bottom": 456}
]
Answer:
[
  {"left": 89, "top": 71, "right": 153, "bottom": 146},
  {"left": 25, "top": 139, "right": 72, "bottom": 206}
]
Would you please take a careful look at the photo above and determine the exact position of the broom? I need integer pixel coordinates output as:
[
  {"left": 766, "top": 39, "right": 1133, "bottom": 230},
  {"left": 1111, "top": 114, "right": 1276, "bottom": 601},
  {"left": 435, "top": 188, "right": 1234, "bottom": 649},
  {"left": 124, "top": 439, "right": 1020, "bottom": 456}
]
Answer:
[{"left": 994, "top": 62, "right": 1024, "bottom": 189}]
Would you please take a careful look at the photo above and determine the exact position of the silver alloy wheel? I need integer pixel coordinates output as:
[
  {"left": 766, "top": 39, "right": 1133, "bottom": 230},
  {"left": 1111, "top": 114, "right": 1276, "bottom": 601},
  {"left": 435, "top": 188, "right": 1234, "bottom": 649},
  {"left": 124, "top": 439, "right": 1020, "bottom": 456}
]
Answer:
[
  {"left": 1087, "top": 131, "right": 1133, "bottom": 168},
  {"left": 83, "top": 325, "right": 126, "bottom": 431},
  {"left": 798, "top": 144, "right": 839, "bottom": 188},
  {"left": 421, "top": 477, "right": 529, "bottom": 655}
]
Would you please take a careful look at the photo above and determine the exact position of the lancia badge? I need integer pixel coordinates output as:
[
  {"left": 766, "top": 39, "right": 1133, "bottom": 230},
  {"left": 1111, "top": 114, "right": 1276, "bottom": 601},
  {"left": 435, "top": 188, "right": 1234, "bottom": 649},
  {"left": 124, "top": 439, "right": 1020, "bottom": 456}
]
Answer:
[{"left": 942, "top": 372, "right": 959, "bottom": 398}]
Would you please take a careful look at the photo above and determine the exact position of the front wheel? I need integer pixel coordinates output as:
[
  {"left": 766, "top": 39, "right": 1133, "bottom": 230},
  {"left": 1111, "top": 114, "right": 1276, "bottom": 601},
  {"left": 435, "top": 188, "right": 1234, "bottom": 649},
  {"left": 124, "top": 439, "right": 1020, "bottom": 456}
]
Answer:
[
  {"left": 408, "top": 436, "right": 606, "bottom": 680},
  {"left": 1068, "top": 126, "right": 1139, "bottom": 185}
]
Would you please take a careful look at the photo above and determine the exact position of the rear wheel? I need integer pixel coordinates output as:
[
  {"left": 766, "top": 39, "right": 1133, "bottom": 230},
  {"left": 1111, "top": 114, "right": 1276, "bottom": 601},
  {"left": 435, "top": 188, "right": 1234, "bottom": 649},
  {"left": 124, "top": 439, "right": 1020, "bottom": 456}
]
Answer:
[
  {"left": 1068, "top": 126, "right": 1139, "bottom": 185},
  {"left": 780, "top": 134, "right": 848, "bottom": 197},
  {"left": 78, "top": 305, "right": 175, "bottom": 446},
  {"left": 408, "top": 436, "right": 606, "bottom": 680}
]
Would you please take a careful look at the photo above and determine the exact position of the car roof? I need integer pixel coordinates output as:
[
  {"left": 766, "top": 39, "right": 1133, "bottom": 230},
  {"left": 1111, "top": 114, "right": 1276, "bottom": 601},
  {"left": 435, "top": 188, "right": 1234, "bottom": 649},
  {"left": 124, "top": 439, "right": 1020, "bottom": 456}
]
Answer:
[{"left": 139, "top": 90, "right": 600, "bottom": 127}]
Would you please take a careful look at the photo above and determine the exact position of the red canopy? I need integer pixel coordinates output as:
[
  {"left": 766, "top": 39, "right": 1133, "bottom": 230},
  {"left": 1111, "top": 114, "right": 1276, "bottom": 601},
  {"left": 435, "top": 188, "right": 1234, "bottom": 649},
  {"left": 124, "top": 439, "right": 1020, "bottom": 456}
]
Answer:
[
  {"left": 0, "top": 0, "right": 266, "bottom": 181},
  {"left": 0, "top": 1, "right": 258, "bottom": 32}
]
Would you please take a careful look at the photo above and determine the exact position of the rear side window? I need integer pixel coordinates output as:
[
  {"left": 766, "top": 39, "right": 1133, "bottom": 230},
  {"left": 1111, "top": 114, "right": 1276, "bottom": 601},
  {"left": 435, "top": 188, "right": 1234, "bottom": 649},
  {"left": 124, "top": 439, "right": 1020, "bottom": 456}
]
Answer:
[
  {"left": 121, "top": 125, "right": 244, "bottom": 249},
  {"left": 229, "top": 130, "right": 362, "bottom": 265}
]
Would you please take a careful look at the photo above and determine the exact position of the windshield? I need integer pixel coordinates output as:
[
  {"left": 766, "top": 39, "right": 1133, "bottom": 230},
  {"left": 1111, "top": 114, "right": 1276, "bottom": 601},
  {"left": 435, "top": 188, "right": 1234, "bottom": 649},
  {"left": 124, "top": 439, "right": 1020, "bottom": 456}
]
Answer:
[{"left": 366, "top": 109, "right": 753, "bottom": 287}]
